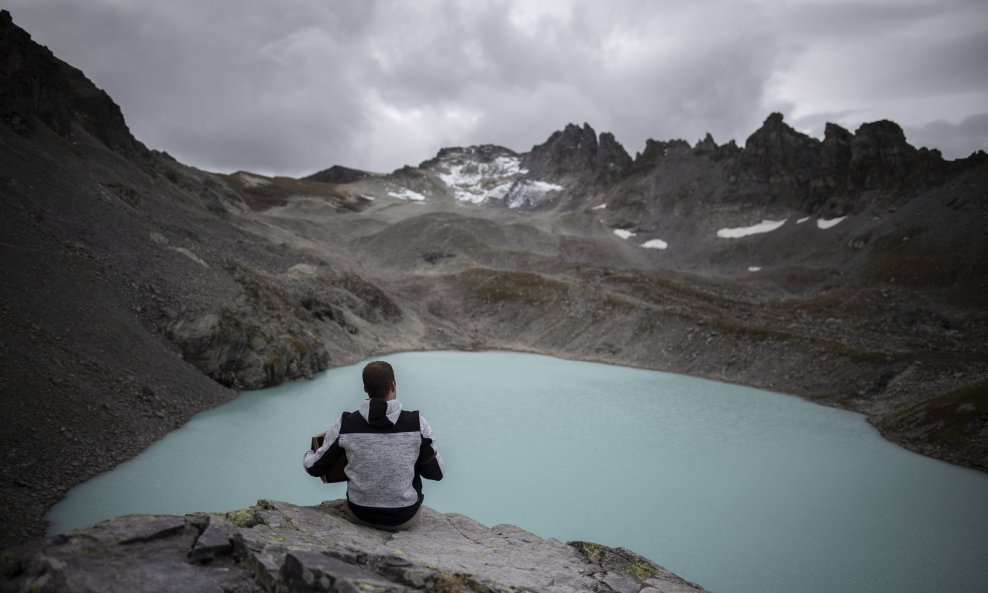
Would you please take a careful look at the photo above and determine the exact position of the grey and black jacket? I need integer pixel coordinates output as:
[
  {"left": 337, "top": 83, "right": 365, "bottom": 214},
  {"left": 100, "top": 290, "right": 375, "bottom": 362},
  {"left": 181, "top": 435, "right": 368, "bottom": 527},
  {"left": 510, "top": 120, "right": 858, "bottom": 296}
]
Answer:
[{"left": 303, "top": 398, "right": 444, "bottom": 526}]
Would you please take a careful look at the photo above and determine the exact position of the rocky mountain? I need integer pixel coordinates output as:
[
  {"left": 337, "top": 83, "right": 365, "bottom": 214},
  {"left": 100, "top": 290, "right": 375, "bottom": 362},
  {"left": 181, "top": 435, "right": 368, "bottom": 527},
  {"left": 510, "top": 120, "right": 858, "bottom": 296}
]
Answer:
[
  {"left": 365, "top": 110, "right": 984, "bottom": 214},
  {"left": 0, "top": 11, "right": 146, "bottom": 160},
  {"left": 0, "top": 10, "right": 411, "bottom": 546},
  {"left": 1, "top": 7, "right": 986, "bottom": 557},
  {"left": 2, "top": 499, "right": 709, "bottom": 593}
]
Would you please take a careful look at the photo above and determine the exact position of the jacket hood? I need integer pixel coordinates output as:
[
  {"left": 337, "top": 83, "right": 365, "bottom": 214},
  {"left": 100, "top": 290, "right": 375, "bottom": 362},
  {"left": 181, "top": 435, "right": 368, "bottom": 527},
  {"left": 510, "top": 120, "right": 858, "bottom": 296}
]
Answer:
[{"left": 359, "top": 398, "right": 403, "bottom": 427}]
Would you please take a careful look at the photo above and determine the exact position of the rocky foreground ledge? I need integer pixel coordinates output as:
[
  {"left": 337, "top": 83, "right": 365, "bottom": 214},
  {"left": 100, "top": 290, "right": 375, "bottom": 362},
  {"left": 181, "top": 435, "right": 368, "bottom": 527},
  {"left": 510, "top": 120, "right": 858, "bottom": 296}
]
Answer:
[{"left": 0, "top": 499, "right": 709, "bottom": 593}]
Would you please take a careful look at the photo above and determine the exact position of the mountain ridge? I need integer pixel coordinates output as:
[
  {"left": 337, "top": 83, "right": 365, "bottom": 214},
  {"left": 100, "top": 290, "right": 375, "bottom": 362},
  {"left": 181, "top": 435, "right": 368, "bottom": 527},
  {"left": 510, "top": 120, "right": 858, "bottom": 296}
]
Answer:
[{"left": 328, "top": 112, "right": 983, "bottom": 214}]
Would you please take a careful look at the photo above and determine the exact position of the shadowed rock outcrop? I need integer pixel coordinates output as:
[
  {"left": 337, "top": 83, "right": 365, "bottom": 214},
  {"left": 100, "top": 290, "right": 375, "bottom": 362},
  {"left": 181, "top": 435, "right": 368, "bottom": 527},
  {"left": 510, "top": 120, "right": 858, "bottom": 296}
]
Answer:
[
  {"left": 738, "top": 112, "right": 823, "bottom": 190},
  {"left": 0, "top": 10, "right": 146, "bottom": 158},
  {"left": 1, "top": 500, "right": 711, "bottom": 593},
  {"left": 522, "top": 123, "right": 634, "bottom": 190},
  {"left": 731, "top": 113, "right": 982, "bottom": 208},
  {"left": 305, "top": 165, "right": 376, "bottom": 185}
]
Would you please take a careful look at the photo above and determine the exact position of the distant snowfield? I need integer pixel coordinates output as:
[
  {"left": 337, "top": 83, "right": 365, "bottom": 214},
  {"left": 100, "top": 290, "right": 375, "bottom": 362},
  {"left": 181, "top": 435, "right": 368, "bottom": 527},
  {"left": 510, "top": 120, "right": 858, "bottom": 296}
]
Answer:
[
  {"left": 748, "top": 266, "right": 762, "bottom": 272},
  {"left": 642, "top": 239, "right": 668, "bottom": 249},
  {"left": 717, "top": 219, "right": 787, "bottom": 238},
  {"left": 716, "top": 216, "right": 848, "bottom": 237},
  {"left": 613, "top": 231, "right": 668, "bottom": 249},
  {"left": 817, "top": 216, "right": 847, "bottom": 229},
  {"left": 387, "top": 187, "right": 426, "bottom": 202},
  {"left": 506, "top": 180, "right": 564, "bottom": 209},
  {"left": 592, "top": 204, "right": 607, "bottom": 210},
  {"left": 437, "top": 156, "right": 521, "bottom": 204},
  {"left": 433, "top": 154, "right": 563, "bottom": 208}
]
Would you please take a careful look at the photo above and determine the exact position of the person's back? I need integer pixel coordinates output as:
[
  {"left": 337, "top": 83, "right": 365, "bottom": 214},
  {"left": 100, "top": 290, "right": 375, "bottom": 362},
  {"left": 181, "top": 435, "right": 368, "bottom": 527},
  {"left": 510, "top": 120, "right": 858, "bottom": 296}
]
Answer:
[{"left": 303, "top": 361, "right": 444, "bottom": 529}]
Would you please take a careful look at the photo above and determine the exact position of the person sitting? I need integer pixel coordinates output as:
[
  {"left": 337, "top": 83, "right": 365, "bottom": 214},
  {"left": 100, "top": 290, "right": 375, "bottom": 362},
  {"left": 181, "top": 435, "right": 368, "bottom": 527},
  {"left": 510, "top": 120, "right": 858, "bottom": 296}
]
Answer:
[{"left": 303, "top": 360, "right": 444, "bottom": 530}]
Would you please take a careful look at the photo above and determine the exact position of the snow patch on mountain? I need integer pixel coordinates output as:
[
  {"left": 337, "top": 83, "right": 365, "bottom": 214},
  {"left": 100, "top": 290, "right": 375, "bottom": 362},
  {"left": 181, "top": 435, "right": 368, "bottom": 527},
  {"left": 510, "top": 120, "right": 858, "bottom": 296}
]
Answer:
[
  {"left": 642, "top": 239, "right": 668, "bottom": 249},
  {"left": 437, "top": 155, "right": 522, "bottom": 204},
  {"left": 717, "top": 219, "right": 787, "bottom": 239},
  {"left": 613, "top": 229, "right": 636, "bottom": 239},
  {"left": 817, "top": 216, "right": 847, "bottom": 229},
  {"left": 428, "top": 147, "right": 564, "bottom": 207},
  {"left": 388, "top": 187, "right": 426, "bottom": 202},
  {"left": 505, "top": 180, "right": 564, "bottom": 208}
]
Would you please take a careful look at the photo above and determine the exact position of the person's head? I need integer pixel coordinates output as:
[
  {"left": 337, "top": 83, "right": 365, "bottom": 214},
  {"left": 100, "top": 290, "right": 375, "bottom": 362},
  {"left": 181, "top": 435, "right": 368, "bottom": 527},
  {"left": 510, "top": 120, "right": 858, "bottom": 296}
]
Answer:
[{"left": 362, "top": 361, "right": 396, "bottom": 399}]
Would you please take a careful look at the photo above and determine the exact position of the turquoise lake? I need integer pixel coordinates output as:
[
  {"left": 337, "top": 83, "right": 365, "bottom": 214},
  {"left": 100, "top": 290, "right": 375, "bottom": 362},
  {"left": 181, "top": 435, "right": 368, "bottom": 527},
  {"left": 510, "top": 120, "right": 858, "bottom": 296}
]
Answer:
[{"left": 48, "top": 351, "right": 988, "bottom": 593}]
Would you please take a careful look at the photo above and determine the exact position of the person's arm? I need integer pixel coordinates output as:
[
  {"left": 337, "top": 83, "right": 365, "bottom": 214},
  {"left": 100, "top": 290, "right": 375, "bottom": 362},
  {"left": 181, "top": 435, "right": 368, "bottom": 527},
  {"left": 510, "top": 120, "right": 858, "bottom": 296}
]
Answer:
[
  {"left": 416, "top": 414, "right": 445, "bottom": 481},
  {"left": 303, "top": 415, "right": 344, "bottom": 477}
]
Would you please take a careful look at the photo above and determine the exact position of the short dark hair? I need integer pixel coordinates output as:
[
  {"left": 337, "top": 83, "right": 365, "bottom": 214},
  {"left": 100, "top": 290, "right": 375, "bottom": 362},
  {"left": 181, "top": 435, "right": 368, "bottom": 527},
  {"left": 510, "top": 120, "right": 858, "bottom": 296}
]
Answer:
[{"left": 362, "top": 361, "right": 395, "bottom": 399}]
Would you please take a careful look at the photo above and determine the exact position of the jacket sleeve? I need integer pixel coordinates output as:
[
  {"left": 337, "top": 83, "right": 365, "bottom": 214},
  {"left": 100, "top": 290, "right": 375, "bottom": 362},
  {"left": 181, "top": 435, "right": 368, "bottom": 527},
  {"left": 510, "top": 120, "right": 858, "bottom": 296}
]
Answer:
[
  {"left": 303, "top": 415, "right": 344, "bottom": 477},
  {"left": 416, "top": 414, "right": 445, "bottom": 481}
]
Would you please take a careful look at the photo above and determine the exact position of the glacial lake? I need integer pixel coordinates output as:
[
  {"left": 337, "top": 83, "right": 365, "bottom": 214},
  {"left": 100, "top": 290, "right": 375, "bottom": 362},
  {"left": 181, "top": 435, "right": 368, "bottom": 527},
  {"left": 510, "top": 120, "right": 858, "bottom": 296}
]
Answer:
[{"left": 49, "top": 351, "right": 988, "bottom": 593}]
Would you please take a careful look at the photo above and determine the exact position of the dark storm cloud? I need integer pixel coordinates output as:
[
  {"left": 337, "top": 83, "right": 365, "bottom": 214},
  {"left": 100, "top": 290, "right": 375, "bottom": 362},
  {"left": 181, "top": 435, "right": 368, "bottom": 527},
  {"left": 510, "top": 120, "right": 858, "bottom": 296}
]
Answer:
[
  {"left": 907, "top": 113, "right": 988, "bottom": 158},
  {"left": 8, "top": 0, "right": 378, "bottom": 174},
  {"left": 7, "top": 0, "right": 987, "bottom": 175},
  {"left": 771, "top": 0, "right": 988, "bottom": 155},
  {"left": 367, "top": 0, "right": 789, "bottom": 158}
]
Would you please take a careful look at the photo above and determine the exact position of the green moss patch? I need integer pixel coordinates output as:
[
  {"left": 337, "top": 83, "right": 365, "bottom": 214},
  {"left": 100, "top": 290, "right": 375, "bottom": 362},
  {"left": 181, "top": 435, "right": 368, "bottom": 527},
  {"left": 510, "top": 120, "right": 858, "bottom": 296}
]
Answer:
[{"left": 225, "top": 507, "right": 261, "bottom": 528}]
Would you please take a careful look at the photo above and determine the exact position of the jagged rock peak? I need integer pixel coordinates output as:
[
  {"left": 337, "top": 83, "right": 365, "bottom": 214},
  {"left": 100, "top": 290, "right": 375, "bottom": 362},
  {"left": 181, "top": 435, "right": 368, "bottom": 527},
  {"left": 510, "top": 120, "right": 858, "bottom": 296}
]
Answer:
[
  {"left": 824, "top": 122, "right": 853, "bottom": 142},
  {"left": 562, "top": 121, "right": 598, "bottom": 143},
  {"left": 693, "top": 133, "right": 742, "bottom": 161},
  {"left": 744, "top": 112, "right": 817, "bottom": 151},
  {"left": 763, "top": 111, "right": 785, "bottom": 126},
  {"left": 305, "top": 164, "right": 375, "bottom": 184},
  {"left": 849, "top": 119, "right": 920, "bottom": 189},
  {"left": 597, "top": 130, "right": 634, "bottom": 173},
  {"left": 735, "top": 112, "right": 964, "bottom": 194},
  {"left": 0, "top": 10, "right": 146, "bottom": 157},
  {"left": 522, "top": 122, "right": 632, "bottom": 183},
  {"left": 434, "top": 143, "right": 518, "bottom": 161},
  {"left": 855, "top": 119, "right": 909, "bottom": 146},
  {"left": 635, "top": 138, "right": 691, "bottom": 165},
  {"left": 693, "top": 132, "right": 718, "bottom": 155},
  {"left": 739, "top": 112, "right": 822, "bottom": 183}
]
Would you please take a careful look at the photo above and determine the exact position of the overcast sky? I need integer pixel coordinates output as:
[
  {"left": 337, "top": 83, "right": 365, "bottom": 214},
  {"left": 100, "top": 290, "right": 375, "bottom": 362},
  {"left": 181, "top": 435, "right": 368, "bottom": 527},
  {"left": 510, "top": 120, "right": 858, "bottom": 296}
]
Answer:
[{"left": 8, "top": 0, "right": 988, "bottom": 176}]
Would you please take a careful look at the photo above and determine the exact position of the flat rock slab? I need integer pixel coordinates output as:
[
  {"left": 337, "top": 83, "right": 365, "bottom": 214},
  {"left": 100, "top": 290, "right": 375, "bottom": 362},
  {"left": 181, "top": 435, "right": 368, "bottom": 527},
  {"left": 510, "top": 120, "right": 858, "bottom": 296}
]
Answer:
[{"left": 1, "top": 499, "right": 711, "bottom": 593}]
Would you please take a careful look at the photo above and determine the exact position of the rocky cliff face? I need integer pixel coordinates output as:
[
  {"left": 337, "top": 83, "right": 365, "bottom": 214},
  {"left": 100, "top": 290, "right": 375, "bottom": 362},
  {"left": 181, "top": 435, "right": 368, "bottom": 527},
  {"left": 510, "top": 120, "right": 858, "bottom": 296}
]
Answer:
[
  {"left": 729, "top": 113, "right": 977, "bottom": 211},
  {"left": 0, "top": 10, "right": 146, "bottom": 158},
  {"left": 522, "top": 123, "right": 634, "bottom": 190},
  {"left": 1, "top": 499, "right": 710, "bottom": 593}
]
